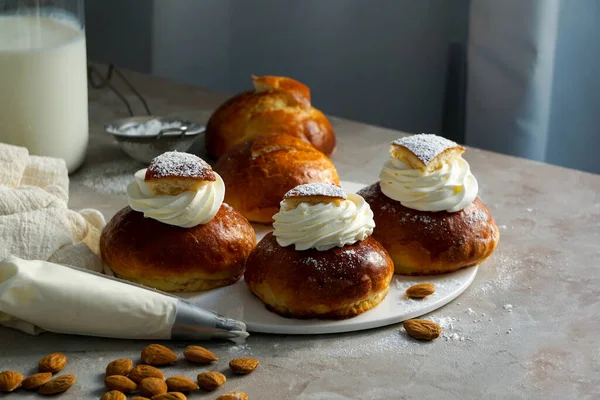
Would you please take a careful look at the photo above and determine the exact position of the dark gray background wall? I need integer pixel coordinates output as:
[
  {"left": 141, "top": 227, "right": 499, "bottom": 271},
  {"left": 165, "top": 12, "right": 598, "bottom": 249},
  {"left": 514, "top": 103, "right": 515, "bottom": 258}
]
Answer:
[
  {"left": 86, "top": 0, "right": 470, "bottom": 141},
  {"left": 545, "top": 0, "right": 600, "bottom": 174},
  {"left": 85, "top": 0, "right": 153, "bottom": 74}
]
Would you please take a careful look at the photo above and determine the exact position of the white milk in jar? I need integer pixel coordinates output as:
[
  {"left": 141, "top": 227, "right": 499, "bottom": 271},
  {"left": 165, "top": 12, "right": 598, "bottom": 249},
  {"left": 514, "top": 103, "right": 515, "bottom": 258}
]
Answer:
[{"left": 0, "top": 15, "right": 88, "bottom": 173}]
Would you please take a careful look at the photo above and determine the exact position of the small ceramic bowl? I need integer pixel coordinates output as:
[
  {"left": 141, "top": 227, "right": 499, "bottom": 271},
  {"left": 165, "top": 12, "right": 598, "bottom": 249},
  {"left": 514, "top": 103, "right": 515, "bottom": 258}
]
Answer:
[{"left": 105, "top": 116, "right": 205, "bottom": 164}]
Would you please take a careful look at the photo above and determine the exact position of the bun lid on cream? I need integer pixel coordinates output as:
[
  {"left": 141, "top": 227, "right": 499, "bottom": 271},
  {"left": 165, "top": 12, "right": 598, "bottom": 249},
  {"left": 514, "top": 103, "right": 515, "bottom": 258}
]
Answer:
[
  {"left": 144, "top": 151, "right": 216, "bottom": 196},
  {"left": 273, "top": 183, "right": 375, "bottom": 251},
  {"left": 380, "top": 134, "right": 478, "bottom": 213},
  {"left": 391, "top": 134, "right": 465, "bottom": 172},
  {"left": 127, "top": 151, "right": 225, "bottom": 228},
  {"left": 282, "top": 182, "right": 347, "bottom": 208}
]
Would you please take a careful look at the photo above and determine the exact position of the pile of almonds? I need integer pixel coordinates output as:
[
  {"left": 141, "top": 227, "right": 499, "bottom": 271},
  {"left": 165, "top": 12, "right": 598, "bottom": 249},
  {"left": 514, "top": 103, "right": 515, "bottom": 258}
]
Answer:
[
  {"left": 0, "top": 345, "right": 258, "bottom": 399},
  {"left": 100, "top": 343, "right": 259, "bottom": 400},
  {"left": 0, "top": 352, "right": 75, "bottom": 395}
]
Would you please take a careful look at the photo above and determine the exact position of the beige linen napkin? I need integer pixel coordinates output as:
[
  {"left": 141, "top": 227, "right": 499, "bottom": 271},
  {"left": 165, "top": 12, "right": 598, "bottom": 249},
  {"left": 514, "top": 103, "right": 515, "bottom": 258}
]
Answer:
[{"left": 0, "top": 143, "right": 106, "bottom": 271}]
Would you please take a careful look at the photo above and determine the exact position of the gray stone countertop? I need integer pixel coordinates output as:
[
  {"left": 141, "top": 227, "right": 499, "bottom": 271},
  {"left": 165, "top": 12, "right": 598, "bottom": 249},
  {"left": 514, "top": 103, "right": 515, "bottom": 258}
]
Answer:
[{"left": 1, "top": 67, "right": 599, "bottom": 400}]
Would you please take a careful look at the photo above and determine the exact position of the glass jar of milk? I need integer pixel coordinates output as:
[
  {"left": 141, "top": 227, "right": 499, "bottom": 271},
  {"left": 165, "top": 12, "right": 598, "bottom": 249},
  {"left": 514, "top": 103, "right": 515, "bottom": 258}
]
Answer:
[{"left": 0, "top": 0, "right": 88, "bottom": 173}]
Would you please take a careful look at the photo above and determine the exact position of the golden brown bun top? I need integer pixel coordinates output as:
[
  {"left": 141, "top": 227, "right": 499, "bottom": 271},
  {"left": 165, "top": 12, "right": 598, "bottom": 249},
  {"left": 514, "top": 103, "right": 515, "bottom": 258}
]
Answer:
[
  {"left": 252, "top": 75, "right": 311, "bottom": 109},
  {"left": 144, "top": 151, "right": 216, "bottom": 196},
  {"left": 213, "top": 133, "right": 340, "bottom": 223},
  {"left": 391, "top": 134, "right": 465, "bottom": 172},
  {"left": 205, "top": 75, "right": 335, "bottom": 159}
]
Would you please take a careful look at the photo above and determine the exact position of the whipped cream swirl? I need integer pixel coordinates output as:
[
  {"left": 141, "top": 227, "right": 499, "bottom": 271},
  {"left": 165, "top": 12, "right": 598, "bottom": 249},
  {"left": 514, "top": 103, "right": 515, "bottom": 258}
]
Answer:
[
  {"left": 127, "top": 169, "right": 224, "bottom": 227},
  {"left": 379, "top": 156, "right": 478, "bottom": 212},
  {"left": 272, "top": 193, "right": 375, "bottom": 251}
]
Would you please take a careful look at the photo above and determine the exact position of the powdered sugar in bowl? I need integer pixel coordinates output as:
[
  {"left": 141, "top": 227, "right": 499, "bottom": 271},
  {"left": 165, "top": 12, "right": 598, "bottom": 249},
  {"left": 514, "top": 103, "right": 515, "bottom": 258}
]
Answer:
[{"left": 105, "top": 116, "right": 205, "bottom": 164}]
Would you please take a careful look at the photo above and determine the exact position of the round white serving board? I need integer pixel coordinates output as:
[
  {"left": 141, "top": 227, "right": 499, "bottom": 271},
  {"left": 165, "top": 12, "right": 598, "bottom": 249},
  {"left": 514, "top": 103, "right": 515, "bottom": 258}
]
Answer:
[{"left": 179, "top": 181, "right": 478, "bottom": 335}]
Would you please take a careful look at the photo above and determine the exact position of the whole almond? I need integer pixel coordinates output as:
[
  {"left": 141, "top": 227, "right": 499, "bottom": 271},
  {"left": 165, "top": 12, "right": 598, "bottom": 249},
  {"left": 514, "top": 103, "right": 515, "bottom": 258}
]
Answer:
[
  {"left": 106, "top": 358, "right": 133, "bottom": 376},
  {"left": 22, "top": 372, "right": 53, "bottom": 390},
  {"left": 139, "top": 377, "right": 168, "bottom": 397},
  {"left": 166, "top": 376, "right": 199, "bottom": 392},
  {"left": 38, "top": 352, "right": 67, "bottom": 373},
  {"left": 152, "top": 393, "right": 187, "bottom": 400},
  {"left": 101, "top": 390, "right": 127, "bottom": 400},
  {"left": 0, "top": 371, "right": 24, "bottom": 393},
  {"left": 39, "top": 374, "right": 76, "bottom": 395},
  {"left": 183, "top": 345, "right": 218, "bottom": 364},
  {"left": 403, "top": 319, "right": 442, "bottom": 340},
  {"left": 105, "top": 375, "right": 137, "bottom": 393},
  {"left": 129, "top": 365, "right": 165, "bottom": 384},
  {"left": 229, "top": 357, "right": 260, "bottom": 375},
  {"left": 406, "top": 283, "right": 436, "bottom": 298},
  {"left": 197, "top": 371, "right": 226, "bottom": 391},
  {"left": 141, "top": 344, "right": 178, "bottom": 366},
  {"left": 217, "top": 391, "right": 249, "bottom": 400}
]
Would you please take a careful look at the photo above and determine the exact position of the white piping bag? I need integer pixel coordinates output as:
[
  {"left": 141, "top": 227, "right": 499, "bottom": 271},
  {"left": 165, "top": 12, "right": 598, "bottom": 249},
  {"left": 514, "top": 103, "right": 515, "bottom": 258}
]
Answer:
[{"left": 0, "top": 256, "right": 248, "bottom": 341}]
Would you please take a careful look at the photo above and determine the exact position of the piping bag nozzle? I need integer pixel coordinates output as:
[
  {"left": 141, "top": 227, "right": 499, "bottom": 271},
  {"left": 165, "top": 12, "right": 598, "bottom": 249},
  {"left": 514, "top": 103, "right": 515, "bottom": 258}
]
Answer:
[{"left": 172, "top": 299, "right": 249, "bottom": 342}]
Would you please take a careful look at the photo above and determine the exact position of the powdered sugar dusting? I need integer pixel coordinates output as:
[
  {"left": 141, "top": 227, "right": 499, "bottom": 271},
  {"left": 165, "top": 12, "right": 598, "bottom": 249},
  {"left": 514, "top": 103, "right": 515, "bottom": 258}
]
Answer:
[
  {"left": 145, "top": 151, "right": 215, "bottom": 180},
  {"left": 392, "top": 134, "right": 459, "bottom": 165},
  {"left": 427, "top": 316, "right": 472, "bottom": 341},
  {"left": 73, "top": 159, "right": 139, "bottom": 194},
  {"left": 284, "top": 183, "right": 347, "bottom": 199},
  {"left": 471, "top": 253, "right": 522, "bottom": 295},
  {"left": 466, "top": 209, "right": 489, "bottom": 224},
  {"left": 225, "top": 343, "right": 252, "bottom": 355},
  {"left": 118, "top": 119, "right": 183, "bottom": 136}
]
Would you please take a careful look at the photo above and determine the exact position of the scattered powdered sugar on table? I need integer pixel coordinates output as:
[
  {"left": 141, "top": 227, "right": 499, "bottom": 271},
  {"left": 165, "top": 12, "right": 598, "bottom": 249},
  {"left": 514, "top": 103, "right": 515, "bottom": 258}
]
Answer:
[
  {"left": 429, "top": 315, "right": 472, "bottom": 342},
  {"left": 73, "top": 159, "right": 140, "bottom": 195},
  {"left": 224, "top": 342, "right": 252, "bottom": 355},
  {"left": 392, "top": 134, "right": 459, "bottom": 165},
  {"left": 469, "top": 253, "right": 522, "bottom": 295}
]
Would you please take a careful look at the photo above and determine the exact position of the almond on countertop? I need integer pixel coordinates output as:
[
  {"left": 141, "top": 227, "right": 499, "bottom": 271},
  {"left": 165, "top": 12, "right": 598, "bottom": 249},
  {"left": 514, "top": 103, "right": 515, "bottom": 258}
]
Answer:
[
  {"left": 229, "top": 358, "right": 260, "bottom": 375},
  {"left": 197, "top": 371, "right": 226, "bottom": 391},
  {"left": 139, "top": 377, "right": 168, "bottom": 397},
  {"left": 217, "top": 390, "right": 249, "bottom": 400},
  {"left": 100, "top": 390, "right": 127, "bottom": 400},
  {"left": 38, "top": 352, "right": 67, "bottom": 373},
  {"left": 403, "top": 319, "right": 442, "bottom": 340},
  {"left": 151, "top": 393, "right": 187, "bottom": 400},
  {"left": 105, "top": 375, "right": 137, "bottom": 393},
  {"left": 129, "top": 365, "right": 165, "bottom": 383},
  {"left": 106, "top": 358, "right": 133, "bottom": 376},
  {"left": 141, "top": 344, "right": 178, "bottom": 366},
  {"left": 183, "top": 345, "right": 218, "bottom": 364},
  {"left": 406, "top": 283, "right": 436, "bottom": 298},
  {"left": 165, "top": 376, "right": 199, "bottom": 392},
  {"left": 39, "top": 374, "right": 76, "bottom": 395},
  {"left": 0, "top": 370, "right": 24, "bottom": 393},
  {"left": 22, "top": 372, "right": 53, "bottom": 390}
]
